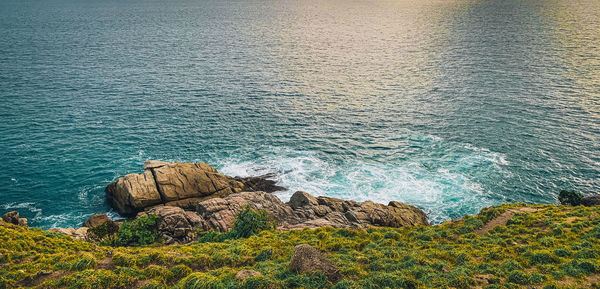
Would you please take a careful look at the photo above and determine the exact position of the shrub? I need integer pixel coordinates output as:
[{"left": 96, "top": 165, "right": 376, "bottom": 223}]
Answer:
[
  {"left": 332, "top": 280, "right": 357, "bottom": 289},
  {"left": 113, "top": 214, "right": 160, "bottom": 246},
  {"left": 88, "top": 221, "right": 120, "bottom": 242},
  {"left": 457, "top": 217, "right": 484, "bottom": 234},
  {"left": 282, "top": 272, "right": 328, "bottom": 289},
  {"left": 254, "top": 249, "right": 273, "bottom": 262},
  {"left": 359, "top": 272, "right": 417, "bottom": 289},
  {"left": 558, "top": 190, "right": 582, "bottom": 205},
  {"left": 229, "top": 206, "right": 273, "bottom": 239},
  {"left": 169, "top": 264, "right": 192, "bottom": 282},
  {"left": 70, "top": 257, "right": 96, "bottom": 271},
  {"left": 527, "top": 251, "right": 560, "bottom": 265},
  {"left": 507, "top": 270, "right": 530, "bottom": 285},
  {"left": 554, "top": 248, "right": 571, "bottom": 257},
  {"left": 180, "top": 273, "right": 226, "bottom": 289},
  {"left": 197, "top": 207, "right": 273, "bottom": 242},
  {"left": 240, "top": 276, "right": 274, "bottom": 289}
]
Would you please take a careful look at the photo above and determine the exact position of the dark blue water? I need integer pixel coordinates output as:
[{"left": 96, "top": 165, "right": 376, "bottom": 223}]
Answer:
[{"left": 1, "top": 0, "right": 598, "bottom": 228}]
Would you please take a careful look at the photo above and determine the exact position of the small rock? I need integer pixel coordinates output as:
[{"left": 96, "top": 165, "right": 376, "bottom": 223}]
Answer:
[
  {"left": 289, "top": 244, "right": 342, "bottom": 283},
  {"left": 2, "top": 211, "right": 19, "bottom": 224},
  {"left": 82, "top": 214, "right": 110, "bottom": 228},
  {"left": 581, "top": 194, "right": 600, "bottom": 207},
  {"left": 2, "top": 211, "right": 27, "bottom": 227},
  {"left": 17, "top": 218, "right": 28, "bottom": 227},
  {"left": 235, "top": 269, "right": 262, "bottom": 281}
]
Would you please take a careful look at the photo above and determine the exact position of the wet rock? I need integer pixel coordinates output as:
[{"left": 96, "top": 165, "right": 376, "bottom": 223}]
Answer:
[
  {"left": 82, "top": 214, "right": 110, "bottom": 228},
  {"left": 236, "top": 173, "right": 286, "bottom": 193},
  {"left": 289, "top": 244, "right": 342, "bottom": 283},
  {"left": 235, "top": 269, "right": 262, "bottom": 281},
  {"left": 2, "top": 211, "right": 28, "bottom": 227},
  {"left": 581, "top": 194, "right": 600, "bottom": 207},
  {"left": 139, "top": 206, "right": 203, "bottom": 244}
]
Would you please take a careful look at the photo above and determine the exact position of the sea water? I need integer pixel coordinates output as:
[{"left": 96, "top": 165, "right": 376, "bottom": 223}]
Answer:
[{"left": 0, "top": 0, "right": 598, "bottom": 228}]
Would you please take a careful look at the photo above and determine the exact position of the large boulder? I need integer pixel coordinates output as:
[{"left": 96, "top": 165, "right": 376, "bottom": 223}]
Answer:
[
  {"left": 581, "top": 194, "right": 600, "bottom": 207},
  {"left": 138, "top": 206, "right": 204, "bottom": 244},
  {"left": 106, "top": 161, "right": 251, "bottom": 215},
  {"left": 106, "top": 170, "right": 163, "bottom": 215},
  {"left": 2, "top": 211, "right": 28, "bottom": 227},
  {"left": 196, "top": 190, "right": 428, "bottom": 232},
  {"left": 289, "top": 244, "right": 342, "bottom": 283}
]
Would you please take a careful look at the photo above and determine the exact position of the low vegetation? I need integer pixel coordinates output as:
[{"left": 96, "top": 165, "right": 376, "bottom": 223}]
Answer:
[{"left": 1, "top": 203, "right": 599, "bottom": 288}]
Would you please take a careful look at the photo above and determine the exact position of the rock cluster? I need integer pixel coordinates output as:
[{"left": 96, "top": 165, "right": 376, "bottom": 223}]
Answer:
[
  {"left": 105, "top": 161, "right": 284, "bottom": 215},
  {"left": 195, "top": 191, "right": 428, "bottom": 232},
  {"left": 1, "top": 211, "right": 28, "bottom": 227},
  {"left": 97, "top": 161, "right": 428, "bottom": 244}
]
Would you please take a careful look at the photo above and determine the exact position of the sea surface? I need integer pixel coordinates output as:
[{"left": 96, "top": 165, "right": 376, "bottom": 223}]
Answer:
[{"left": 1, "top": 0, "right": 599, "bottom": 228}]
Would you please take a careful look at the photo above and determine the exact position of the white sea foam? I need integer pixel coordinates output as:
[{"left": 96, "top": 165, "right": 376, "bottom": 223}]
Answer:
[{"left": 217, "top": 143, "right": 509, "bottom": 224}]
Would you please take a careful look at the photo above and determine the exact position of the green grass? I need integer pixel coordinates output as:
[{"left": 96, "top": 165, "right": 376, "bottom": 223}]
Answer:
[{"left": 1, "top": 203, "right": 600, "bottom": 288}]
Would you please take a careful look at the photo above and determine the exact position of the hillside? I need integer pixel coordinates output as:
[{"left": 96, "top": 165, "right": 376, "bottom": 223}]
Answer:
[{"left": 1, "top": 203, "right": 599, "bottom": 289}]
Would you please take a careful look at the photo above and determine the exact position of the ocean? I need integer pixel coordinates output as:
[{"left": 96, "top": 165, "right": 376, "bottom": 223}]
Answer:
[{"left": 1, "top": 0, "right": 598, "bottom": 228}]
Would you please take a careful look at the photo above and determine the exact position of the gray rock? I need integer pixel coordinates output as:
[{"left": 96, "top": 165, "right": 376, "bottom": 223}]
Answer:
[{"left": 289, "top": 244, "right": 342, "bottom": 283}]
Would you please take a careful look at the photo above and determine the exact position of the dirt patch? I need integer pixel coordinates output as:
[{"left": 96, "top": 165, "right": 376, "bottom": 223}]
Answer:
[
  {"left": 475, "top": 207, "right": 541, "bottom": 235},
  {"left": 17, "top": 271, "right": 68, "bottom": 287},
  {"left": 96, "top": 256, "right": 116, "bottom": 270}
]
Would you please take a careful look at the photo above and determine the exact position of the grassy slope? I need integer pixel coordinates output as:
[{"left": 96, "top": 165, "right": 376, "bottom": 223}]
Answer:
[{"left": 1, "top": 204, "right": 599, "bottom": 289}]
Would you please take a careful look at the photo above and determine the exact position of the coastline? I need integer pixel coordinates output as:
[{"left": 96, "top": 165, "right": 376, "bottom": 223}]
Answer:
[{"left": 1, "top": 161, "right": 599, "bottom": 288}]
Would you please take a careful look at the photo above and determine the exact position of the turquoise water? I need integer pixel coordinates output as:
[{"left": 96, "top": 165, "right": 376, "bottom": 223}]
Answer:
[{"left": 1, "top": 0, "right": 598, "bottom": 228}]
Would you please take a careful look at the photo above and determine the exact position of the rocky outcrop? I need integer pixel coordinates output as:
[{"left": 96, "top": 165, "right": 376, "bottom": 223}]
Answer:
[
  {"left": 581, "top": 194, "right": 600, "bottom": 207},
  {"left": 196, "top": 191, "right": 428, "bottom": 232},
  {"left": 137, "top": 206, "right": 203, "bottom": 244},
  {"left": 2, "top": 211, "right": 28, "bottom": 227},
  {"left": 49, "top": 227, "right": 89, "bottom": 241},
  {"left": 289, "top": 244, "right": 342, "bottom": 283},
  {"left": 106, "top": 161, "right": 256, "bottom": 215}
]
